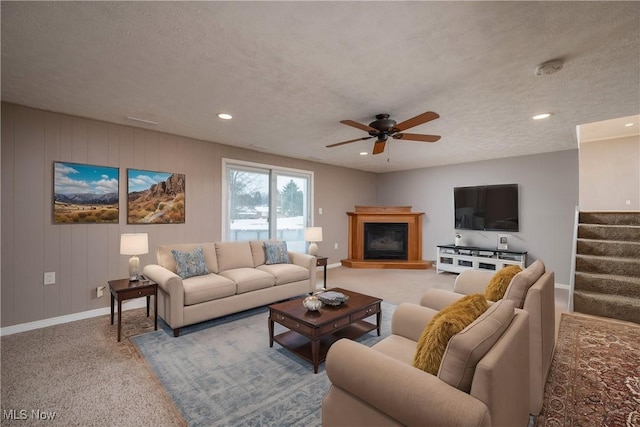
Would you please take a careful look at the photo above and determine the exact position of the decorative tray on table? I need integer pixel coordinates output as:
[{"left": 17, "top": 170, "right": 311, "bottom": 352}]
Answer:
[{"left": 317, "top": 291, "right": 349, "bottom": 306}]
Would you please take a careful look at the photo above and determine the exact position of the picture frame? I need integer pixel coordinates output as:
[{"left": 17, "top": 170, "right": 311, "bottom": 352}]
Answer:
[
  {"left": 127, "top": 169, "right": 185, "bottom": 224},
  {"left": 53, "top": 161, "right": 119, "bottom": 224}
]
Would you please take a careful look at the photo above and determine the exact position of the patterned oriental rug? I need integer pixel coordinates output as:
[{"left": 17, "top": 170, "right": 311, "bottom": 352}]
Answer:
[
  {"left": 536, "top": 313, "right": 640, "bottom": 427},
  {"left": 132, "top": 303, "right": 395, "bottom": 426}
]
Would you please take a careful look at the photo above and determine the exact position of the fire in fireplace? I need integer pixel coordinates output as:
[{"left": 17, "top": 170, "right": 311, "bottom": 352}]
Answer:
[{"left": 364, "top": 222, "right": 408, "bottom": 260}]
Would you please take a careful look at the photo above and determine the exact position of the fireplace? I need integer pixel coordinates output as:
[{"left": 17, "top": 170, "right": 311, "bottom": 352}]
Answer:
[
  {"left": 342, "top": 206, "right": 430, "bottom": 269},
  {"left": 364, "top": 223, "right": 408, "bottom": 260}
]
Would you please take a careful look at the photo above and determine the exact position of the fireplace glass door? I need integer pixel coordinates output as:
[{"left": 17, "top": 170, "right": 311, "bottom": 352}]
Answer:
[{"left": 364, "top": 223, "right": 408, "bottom": 260}]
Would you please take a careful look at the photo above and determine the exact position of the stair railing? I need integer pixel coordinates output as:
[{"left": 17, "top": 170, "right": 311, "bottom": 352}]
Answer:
[{"left": 568, "top": 205, "right": 580, "bottom": 312}]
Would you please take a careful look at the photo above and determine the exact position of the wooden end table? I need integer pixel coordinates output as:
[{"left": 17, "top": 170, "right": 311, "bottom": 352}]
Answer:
[
  {"left": 108, "top": 278, "right": 157, "bottom": 342},
  {"left": 268, "top": 288, "right": 382, "bottom": 373},
  {"left": 315, "top": 256, "right": 328, "bottom": 286}
]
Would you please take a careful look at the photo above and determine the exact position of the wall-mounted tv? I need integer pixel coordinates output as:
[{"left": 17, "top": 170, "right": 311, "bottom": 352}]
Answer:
[{"left": 454, "top": 184, "right": 519, "bottom": 231}]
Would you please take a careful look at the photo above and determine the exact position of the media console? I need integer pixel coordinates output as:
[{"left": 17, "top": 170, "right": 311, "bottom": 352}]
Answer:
[{"left": 436, "top": 244, "right": 527, "bottom": 274}]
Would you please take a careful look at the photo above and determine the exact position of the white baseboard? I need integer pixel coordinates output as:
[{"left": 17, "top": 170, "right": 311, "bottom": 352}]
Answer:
[{"left": 0, "top": 299, "right": 146, "bottom": 337}]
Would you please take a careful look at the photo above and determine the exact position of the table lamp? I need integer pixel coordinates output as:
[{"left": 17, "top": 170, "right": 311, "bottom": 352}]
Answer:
[
  {"left": 120, "top": 233, "right": 149, "bottom": 281},
  {"left": 304, "top": 227, "right": 323, "bottom": 256}
]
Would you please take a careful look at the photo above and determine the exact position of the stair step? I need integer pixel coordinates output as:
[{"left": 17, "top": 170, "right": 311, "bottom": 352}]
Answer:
[
  {"left": 577, "top": 238, "right": 640, "bottom": 259},
  {"left": 573, "top": 290, "right": 640, "bottom": 324},
  {"left": 574, "top": 272, "right": 640, "bottom": 299},
  {"left": 575, "top": 254, "right": 640, "bottom": 277},
  {"left": 579, "top": 211, "right": 640, "bottom": 226},
  {"left": 578, "top": 223, "right": 640, "bottom": 242}
]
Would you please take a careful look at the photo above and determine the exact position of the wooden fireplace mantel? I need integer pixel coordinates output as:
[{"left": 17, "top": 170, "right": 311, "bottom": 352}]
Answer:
[{"left": 341, "top": 206, "right": 431, "bottom": 269}]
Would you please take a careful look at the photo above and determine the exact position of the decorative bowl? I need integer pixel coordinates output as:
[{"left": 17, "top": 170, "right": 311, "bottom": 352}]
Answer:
[
  {"left": 317, "top": 291, "right": 349, "bottom": 306},
  {"left": 303, "top": 295, "right": 323, "bottom": 311}
]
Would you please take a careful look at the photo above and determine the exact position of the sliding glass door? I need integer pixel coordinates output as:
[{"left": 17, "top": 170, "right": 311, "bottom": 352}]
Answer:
[{"left": 223, "top": 159, "right": 312, "bottom": 251}]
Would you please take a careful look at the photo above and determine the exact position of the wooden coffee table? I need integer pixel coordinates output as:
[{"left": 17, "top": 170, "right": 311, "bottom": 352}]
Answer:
[{"left": 268, "top": 288, "right": 382, "bottom": 373}]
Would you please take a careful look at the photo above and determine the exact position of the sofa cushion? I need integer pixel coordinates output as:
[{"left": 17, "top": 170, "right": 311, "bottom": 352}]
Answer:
[
  {"left": 171, "top": 247, "right": 210, "bottom": 279},
  {"left": 257, "top": 263, "right": 308, "bottom": 285},
  {"left": 219, "top": 268, "right": 275, "bottom": 293},
  {"left": 157, "top": 242, "right": 218, "bottom": 274},
  {"left": 182, "top": 274, "right": 236, "bottom": 306},
  {"left": 413, "top": 294, "right": 489, "bottom": 375},
  {"left": 250, "top": 240, "right": 267, "bottom": 267},
  {"left": 215, "top": 241, "right": 254, "bottom": 272},
  {"left": 485, "top": 265, "right": 522, "bottom": 302},
  {"left": 264, "top": 241, "right": 291, "bottom": 265},
  {"left": 503, "top": 260, "right": 545, "bottom": 308},
  {"left": 438, "top": 299, "right": 516, "bottom": 392}
]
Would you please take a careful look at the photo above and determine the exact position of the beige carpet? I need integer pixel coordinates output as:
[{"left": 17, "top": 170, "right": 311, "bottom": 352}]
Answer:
[
  {"left": 320, "top": 265, "right": 458, "bottom": 304},
  {"left": 1, "top": 310, "right": 185, "bottom": 426}
]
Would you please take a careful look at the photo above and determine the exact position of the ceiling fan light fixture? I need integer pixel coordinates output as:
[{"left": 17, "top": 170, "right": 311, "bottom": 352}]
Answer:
[
  {"left": 532, "top": 113, "right": 552, "bottom": 120},
  {"left": 217, "top": 113, "right": 233, "bottom": 120},
  {"left": 328, "top": 111, "right": 440, "bottom": 155}
]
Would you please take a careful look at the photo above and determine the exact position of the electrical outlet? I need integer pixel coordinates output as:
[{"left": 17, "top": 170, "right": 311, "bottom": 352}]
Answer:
[
  {"left": 97, "top": 285, "right": 106, "bottom": 298},
  {"left": 319, "top": 207, "right": 323, "bottom": 215},
  {"left": 626, "top": 200, "right": 632, "bottom": 205},
  {"left": 44, "top": 272, "right": 56, "bottom": 285},
  {"left": 334, "top": 243, "right": 338, "bottom": 250}
]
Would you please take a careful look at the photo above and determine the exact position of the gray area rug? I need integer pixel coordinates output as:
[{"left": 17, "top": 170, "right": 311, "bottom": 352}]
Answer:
[{"left": 132, "top": 302, "right": 396, "bottom": 426}]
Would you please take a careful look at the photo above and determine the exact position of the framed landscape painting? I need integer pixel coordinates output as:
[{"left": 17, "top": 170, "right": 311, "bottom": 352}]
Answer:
[
  {"left": 53, "top": 161, "right": 119, "bottom": 224},
  {"left": 127, "top": 169, "right": 185, "bottom": 224}
]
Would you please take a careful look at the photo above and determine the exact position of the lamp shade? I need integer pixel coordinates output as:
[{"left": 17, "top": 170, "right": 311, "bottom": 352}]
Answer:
[
  {"left": 304, "top": 227, "right": 323, "bottom": 242},
  {"left": 120, "top": 233, "right": 149, "bottom": 256}
]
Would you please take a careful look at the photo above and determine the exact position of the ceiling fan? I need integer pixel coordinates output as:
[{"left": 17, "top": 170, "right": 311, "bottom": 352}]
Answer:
[{"left": 327, "top": 111, "right": 441, "bottom": 155}]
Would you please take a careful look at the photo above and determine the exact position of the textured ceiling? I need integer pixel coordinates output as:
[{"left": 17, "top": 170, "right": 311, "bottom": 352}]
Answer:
[{"left": 2, "top": 2, "right": 639, "bottom": 173}]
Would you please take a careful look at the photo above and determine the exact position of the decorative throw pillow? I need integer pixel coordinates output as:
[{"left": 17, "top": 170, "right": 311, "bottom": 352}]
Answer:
[
  {"left": 171, "top": 247, "right": 209, "bottom": 279},
  {"left": 413, "top": 294, "right": 489, "bottom": 375},
  {"left": 438, "top": 299, "right": 515, "bottom": 392},
  {"left": 503, "top": 259, "right": 545, "bottom": 308},
  {"left": 485, "top": 265, "right": 522, "bottom": 301},
  {"left": 264, "top": 241, "right": 291, "bottom": 265}
]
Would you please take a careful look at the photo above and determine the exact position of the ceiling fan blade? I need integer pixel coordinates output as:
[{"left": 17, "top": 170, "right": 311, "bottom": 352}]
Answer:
[
  {"left": 372, "top": 140, "right": 386, "bottom": 155},
  {"left": 393, "top": 133, "right": 441, "bottom": 142},
  {"left": 326, "top": 136, "right": 374, "bottom": 148},
  {"left": 392, "top": 111, "right": 440, "bottom": 132},
  {"left": 340, "top": 119, "right": 377, "bottom": 133}
]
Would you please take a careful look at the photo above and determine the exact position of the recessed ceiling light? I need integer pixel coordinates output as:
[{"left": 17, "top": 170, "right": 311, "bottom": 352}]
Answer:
[
  {"left": 624, "top": 123, "right": 634, "bottom": 127},
  {"left": 532, "top": 113, "right": 552, "bottom": 120},
  {"left": 217, "top": 113, "right": 232, "bottom": 120},
  {"left": 359, "top": 152, "right": 368, "bottom": 156}
]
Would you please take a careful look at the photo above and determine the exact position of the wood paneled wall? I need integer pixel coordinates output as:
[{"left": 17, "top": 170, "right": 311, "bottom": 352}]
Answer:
[{"left": 1, "top": 103, "right": 378, "bottom": 327}]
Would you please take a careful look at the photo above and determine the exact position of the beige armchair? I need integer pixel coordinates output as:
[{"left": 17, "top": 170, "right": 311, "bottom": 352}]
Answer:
[
  {"left": 322, "top": 300, "right": 530, "bottom": 427},
  {"left": 420, "top": 260, "right": 555, "bottom": 415}
]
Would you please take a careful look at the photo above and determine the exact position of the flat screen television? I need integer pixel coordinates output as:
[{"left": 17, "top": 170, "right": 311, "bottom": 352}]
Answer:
[{"left": 454, "top": 184, "right": 519, "bottom": 231}]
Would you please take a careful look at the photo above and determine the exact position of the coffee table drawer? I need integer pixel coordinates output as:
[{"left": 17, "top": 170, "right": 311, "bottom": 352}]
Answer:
[
  {"left": 351, "top": 303, "right": 380, "bottom": 322},
  {"left": 273, "top": 313, "right": 313, "bottom": 336},
  {"left": 319, "top": 315, "right": 350, "bottom": 334}
]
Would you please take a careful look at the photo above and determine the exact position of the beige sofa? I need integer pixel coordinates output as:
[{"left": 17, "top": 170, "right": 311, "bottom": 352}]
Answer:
[
  {"left": 420, "top": 260, "right": 555, "bottom": 415},
  {"left": 143, "top": 240, "right": 316, "bottom": 337},
  {"left": 322, "top": 299, "right": 531, "bottom": 427}
]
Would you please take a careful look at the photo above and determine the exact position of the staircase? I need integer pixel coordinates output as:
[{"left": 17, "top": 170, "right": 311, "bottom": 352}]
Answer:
[{"left": 573, "top": 211, "right": 640, "bottom": 324}]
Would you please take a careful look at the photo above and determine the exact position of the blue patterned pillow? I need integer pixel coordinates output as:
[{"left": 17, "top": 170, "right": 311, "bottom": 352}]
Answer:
[
  {"left": 171, "top": 247, "right": 209, "bottom": 279},
  {"left": 264, "top": 241, "right": 291, "bottom": 265}
]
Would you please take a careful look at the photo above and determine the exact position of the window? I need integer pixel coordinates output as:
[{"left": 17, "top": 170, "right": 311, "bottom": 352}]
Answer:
[{"left": 222, "top": 159, "right": 313, "bottom": 252}]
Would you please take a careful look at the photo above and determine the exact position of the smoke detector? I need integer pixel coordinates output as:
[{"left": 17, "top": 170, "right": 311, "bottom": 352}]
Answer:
[{"left": 535, "top": 60, "right": 563, "bottom": 76}]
